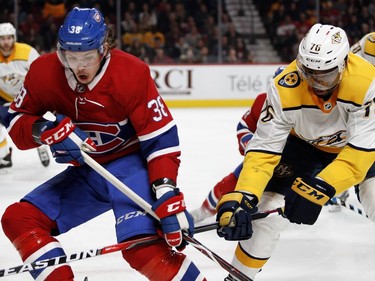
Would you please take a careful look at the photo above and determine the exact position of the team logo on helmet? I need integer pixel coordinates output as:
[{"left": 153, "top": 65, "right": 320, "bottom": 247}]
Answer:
[
  {"left": 331, "top": 31, "right": 342, "bottom": 44},
  {"left": 368, "top": 34, "right": 375, "bottom": 43},
  {"left": 278, "top": 71, "right": 300, "bottom": 88},
  {"left": 94, "top": 12, "right": 101, "bottom": 22}
]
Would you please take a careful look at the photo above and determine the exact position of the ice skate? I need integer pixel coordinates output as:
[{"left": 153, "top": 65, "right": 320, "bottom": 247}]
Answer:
[
  {"left": 329, "top": 190, "right": 350, "bottom": 212},
  {"left": 191, "top": 199, "right": 216, "bottom": 223},
  {"left": 37, "top": 146, "right": 50, "bottom": 167},
  {"left": 0, "top": 147, "right": 12, "bottom": 173}
]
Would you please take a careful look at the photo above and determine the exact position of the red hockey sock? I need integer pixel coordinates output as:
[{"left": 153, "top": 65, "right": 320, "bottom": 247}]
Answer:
[
  {"left": 122, "top": 239, "right": 205, "bottom": 280},
  {"left": 1, "top": 202, "right": 74, "bottom": 280},
  {"left": 212, "top": 172, "right": 238, "bottom": 201}
]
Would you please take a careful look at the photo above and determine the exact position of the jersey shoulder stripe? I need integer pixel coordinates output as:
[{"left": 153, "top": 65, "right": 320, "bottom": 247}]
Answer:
[{"left": 13, "top": 43, "right": 34, "bottom": 61}]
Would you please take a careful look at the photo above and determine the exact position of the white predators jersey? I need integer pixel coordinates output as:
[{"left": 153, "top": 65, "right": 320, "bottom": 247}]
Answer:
[
  {"left": 0, "top": 42, "right": 39, "bottom": 102},
  {"left": 238, "top": 53, "right": 375, "bottom": 198},
  {"left": 350, "top": 32, "right": 375, "bottom": 65}
]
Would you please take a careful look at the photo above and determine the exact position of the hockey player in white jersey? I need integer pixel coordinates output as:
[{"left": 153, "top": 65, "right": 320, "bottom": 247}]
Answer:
[
  {"left": 350, "top": 31, "right": 375, "bottom": 65},
  {"left": 192, "top": 33, "right": 375, "bottom": 223},
  {"left": 215, "top": 23, "right": 375, "bottom": 280},
  {"left": 0, "top": 22, "right": 50, "bottom": 170}
]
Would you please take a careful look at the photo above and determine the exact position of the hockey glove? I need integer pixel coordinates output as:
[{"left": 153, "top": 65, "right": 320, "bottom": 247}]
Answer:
[
  {"left": 38, "top": 114, "right": 96, "bottom": 166},
  {"left": 216, "top": 191, "right": 258, "bottom": 241},
  {"left": 151, "top": 178, "right": 194, "bottom": 250},
  {"left": 284, "top": 177, "right": 336, "bottom": 225}
]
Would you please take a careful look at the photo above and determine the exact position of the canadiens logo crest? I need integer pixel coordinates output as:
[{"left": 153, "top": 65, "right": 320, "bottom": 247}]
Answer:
[{"left": 278, "top": 71, "right": 300, "bottom": 88}]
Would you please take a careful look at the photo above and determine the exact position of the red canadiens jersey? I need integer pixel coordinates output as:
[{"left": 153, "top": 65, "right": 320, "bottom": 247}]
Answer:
[
  {"left": 8, "top": 49, "right": 180, "bottom": 183},
  {"left": 236, "top": 93, "right": 266, "bottom": 155}
]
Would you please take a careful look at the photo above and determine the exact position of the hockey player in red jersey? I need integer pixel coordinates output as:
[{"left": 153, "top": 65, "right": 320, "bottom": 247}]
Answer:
[{"left": 1, "top": 7, "right": 205, "bottom": 281}]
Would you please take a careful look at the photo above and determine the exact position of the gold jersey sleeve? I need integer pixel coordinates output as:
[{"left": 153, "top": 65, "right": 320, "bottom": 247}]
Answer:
[
  {"left": 235, "top": 151, "right": 281, "bottom": 200},
  {"left": 318, "top": 146, "right": 375, "bottom": 194}
]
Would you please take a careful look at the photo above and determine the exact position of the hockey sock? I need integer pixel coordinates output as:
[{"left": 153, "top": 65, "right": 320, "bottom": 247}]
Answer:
[
  {"left": 207, "top": 172, "right": 238, "bottom": 209},
  {"left": 122, "top": 239, "right": 206, "bottom": 281},
  {"left": 1, "top": 202, "right": 74, "bottom": 280}
]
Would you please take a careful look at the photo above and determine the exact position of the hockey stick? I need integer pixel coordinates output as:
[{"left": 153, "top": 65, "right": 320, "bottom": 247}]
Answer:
[
  {"left": 0, "top": 223, "right": 217, "bottom": 278},
  {"left": 0, "top": 209, "right": 281, "bottom": 278},
  {"left": 195, "top": 207, "right": 285, "bottom": 232},
  {"left": 328, "top": 198, "right": 368, "bottom": 218},
  {"left": 66, "top": 133, "right": 253, "bottom": 281},
  {"left": 81, "top": 152, "right": 252, "bottom": 280},
  {"left": 0, "top": 235, "right": 162, "bottom": 277}
]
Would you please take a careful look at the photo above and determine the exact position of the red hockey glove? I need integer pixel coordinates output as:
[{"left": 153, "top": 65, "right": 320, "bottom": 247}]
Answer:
[
  {"left": 38, "top": 114, "right": 96, "bottom": 166},
  {"left": 151, "top": 178, "right": 194, "bottom": 250},
  {"left": 284, "top": 177, "right": 335, "bottom": 225},
  {"left": 216, "top": 191, "right": 258, "bottom": 240}
]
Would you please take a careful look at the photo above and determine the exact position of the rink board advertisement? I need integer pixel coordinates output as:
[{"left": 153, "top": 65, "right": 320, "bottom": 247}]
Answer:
[{"left": 149, "top": 64, "right": 284, "bottom": 107}]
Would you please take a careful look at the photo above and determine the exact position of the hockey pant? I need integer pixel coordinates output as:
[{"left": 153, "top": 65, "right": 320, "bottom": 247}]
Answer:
[
  {"left": 1, "top": 202, "right": 206, "bottom": 281},
  {"left": 229, "top": 192, "right": 288, "bottom": 280}
]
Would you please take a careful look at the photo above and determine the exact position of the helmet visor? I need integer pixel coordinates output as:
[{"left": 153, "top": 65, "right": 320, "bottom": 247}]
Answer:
[
  {"left": 296, "top": 57, "right": 341, "bottom": 91},
  {"left": 57, "top": 48, "right": 104, "bottom": 69}
]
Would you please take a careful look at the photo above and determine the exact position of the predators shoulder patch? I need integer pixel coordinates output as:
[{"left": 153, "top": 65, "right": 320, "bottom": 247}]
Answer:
[{"left": 277, "top": 71, "right": 300, "bottom": 88}]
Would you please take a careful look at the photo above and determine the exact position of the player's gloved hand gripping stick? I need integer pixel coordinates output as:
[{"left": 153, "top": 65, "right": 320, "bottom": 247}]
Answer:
[{"left": 34, "top": 114, "right": 96, "bottom": 166}]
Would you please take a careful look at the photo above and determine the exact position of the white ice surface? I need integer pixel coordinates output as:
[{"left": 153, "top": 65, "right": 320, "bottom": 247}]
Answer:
[{"left": 1, "top": 107, "right": 375, "bottom": 281}]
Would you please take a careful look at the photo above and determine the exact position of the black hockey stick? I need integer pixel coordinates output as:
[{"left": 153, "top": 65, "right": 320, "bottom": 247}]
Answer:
[
  {"left": 195, "top": 207, "right": 285, "bottom": 232},
  {"left": 184, "top": 235, "right": 253, "bottom": 281}
]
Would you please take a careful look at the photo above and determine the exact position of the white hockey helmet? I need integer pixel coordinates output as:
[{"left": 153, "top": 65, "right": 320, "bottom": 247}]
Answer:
[
  {"left": 362, "top": 32, "right": 375, "bottom": 66},
  {"left": 296, "top": 23, "right": 349, "bottom": 92},
  {"left": 0, "top": 22, "right": 16, "bottom": 40}
]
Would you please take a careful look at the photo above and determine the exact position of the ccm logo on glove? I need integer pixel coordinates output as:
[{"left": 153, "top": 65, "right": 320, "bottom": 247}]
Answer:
[
  {"left": 41, "top": 119, "right": 75, "bottom": 145},
  {"left": 167, "top": 200, "right": 186, "bottom": 213},
  {"left": 291, "top": 177, "right": 331, "bottom": 205},
  {"left": 154, "top": 194, "right": 186, "bottom": 217}
]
